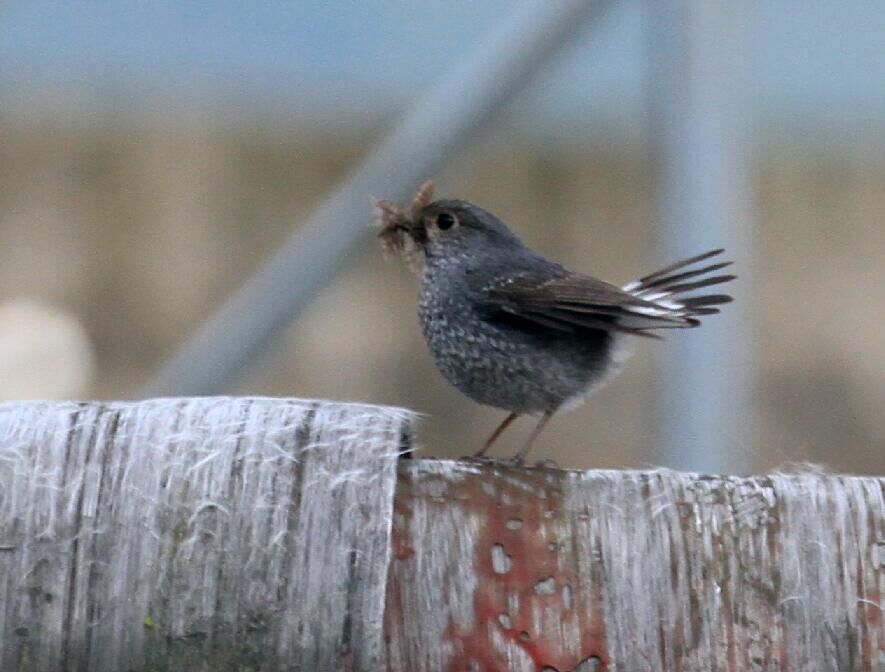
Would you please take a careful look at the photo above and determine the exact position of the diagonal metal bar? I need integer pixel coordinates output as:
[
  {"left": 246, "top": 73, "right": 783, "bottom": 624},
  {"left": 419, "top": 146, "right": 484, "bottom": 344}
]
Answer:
[{"left": 140, "top": 0, "right": 609, "bottom": 398}]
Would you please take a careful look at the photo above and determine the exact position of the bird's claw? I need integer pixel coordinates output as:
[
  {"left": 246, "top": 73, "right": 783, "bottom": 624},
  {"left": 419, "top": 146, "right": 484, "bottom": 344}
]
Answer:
[
  {"left": 532, "top": 458, "right": 561, "bottom": 469},
  {"left": 459, "top": 454, "right": 498, "bottom": 464},
  {"left": 462, "top": 453, "right": 526, "bottom": 467}
]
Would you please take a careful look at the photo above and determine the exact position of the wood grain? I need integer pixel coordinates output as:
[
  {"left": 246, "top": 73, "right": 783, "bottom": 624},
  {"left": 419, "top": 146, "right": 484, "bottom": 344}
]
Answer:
[
  {"left": 385, "top": 461, "right": 884, "bottom": 672},
  {"left": 0, "top": 399, "right": 881, "bottom": 671},
  {"left": 0, "top": 398, "right": 412, "bottom": 672}
]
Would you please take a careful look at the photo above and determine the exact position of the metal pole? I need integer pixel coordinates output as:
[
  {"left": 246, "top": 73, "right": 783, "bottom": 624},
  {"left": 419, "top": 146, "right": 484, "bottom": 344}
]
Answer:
[
  {"left": 649, "top": 0, "right": 753, "bottom": 474},
  {"left": 141, "top": 0, "right": 609, "bottom": 398}
]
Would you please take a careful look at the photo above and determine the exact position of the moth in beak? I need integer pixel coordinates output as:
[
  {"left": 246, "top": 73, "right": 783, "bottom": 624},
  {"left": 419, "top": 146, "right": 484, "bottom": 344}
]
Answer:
[{"left": 375, "top": 180, "right": 435, "bottom": 269}]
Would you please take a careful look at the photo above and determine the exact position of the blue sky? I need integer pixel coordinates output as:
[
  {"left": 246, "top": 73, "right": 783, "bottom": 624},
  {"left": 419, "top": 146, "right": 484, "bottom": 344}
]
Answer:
[{"left": 2, "top": 1, "right": 885, "bottom": 142}]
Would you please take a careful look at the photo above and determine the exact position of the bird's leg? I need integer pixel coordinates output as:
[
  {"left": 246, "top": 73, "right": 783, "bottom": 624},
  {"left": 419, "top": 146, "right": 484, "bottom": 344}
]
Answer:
[
  {"left": 509, "top": 411, "right": 554, "bottom": 465},
  {"left": 473, "top": 412, "right": 519, "bottom": 458}
]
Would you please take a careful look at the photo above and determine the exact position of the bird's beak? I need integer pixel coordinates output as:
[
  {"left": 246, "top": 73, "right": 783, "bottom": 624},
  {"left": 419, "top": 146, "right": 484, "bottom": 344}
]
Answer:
[{"left": 405, "top": 216, "right": 428, "bottom": 247}]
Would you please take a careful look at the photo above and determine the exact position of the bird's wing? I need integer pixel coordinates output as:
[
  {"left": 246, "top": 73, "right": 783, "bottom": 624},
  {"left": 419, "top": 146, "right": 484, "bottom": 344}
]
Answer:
[
  {"left": 480, "top": 250, "right": 734, "bottom": 338},
  {"left": 479, "top": 271, "right": 682, "bottom": 338}
]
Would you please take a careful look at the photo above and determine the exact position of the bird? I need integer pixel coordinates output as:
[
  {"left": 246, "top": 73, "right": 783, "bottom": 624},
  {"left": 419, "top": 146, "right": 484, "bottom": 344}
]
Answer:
[{"left": 375, "top": 181, "right": 736, "bottom": 463}]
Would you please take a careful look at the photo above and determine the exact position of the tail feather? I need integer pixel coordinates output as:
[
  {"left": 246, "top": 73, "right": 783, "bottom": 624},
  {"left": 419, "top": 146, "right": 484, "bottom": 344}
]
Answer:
[
  {"left": 679, "top": 294, "right": 733, "bottom": 308},
  {"left": 621, "top": 249, "right": 735, "bottom": 331},
  {"left": 636, "top": 260, "right": 733, "bottom": 292},
  {"left": 633, "top": 248, "right": 725, "bottom": 286},
  {"left": 644, "top": 273, "right": 736, "bottom": 297}
]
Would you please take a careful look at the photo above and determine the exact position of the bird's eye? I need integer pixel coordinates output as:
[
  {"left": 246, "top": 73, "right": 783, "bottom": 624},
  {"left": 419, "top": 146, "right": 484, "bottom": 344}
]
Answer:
[{"left": 437, "top": 213, "right": 457, "bottom": 231}]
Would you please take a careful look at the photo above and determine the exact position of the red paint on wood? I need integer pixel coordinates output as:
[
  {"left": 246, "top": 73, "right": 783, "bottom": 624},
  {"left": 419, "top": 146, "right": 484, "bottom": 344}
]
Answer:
[{"left": 389, "top": 465, "right": 608, "bottom": 671}]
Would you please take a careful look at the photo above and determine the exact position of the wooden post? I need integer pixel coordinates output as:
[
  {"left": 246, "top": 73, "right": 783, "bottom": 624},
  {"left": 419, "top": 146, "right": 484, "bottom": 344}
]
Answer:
[
  {"left": 0, "top": 398, "right": 410, "bottom": 672},
  {"left": 0, "top": 399, "right": 881, "bottom": 671},
  {"left": 387, "top": 462, "right": 883, "bottom": 671}
]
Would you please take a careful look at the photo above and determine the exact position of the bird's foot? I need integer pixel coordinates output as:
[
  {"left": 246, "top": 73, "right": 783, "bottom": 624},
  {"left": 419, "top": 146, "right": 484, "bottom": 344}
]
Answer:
[
  {"left": 503, "top": 453, "right": 526, "bottom": 467},
  {"left": 458, "top": 454, "right": 559, "bottom": 469},
  {"left": 459, "top": 454, "right": 503, "bottom": 464},
  {"left": 532, "top": 458, "right": 560, "bottom": 469},
  {"left": 500, "top": 455, "right": 559, "bottom": 469}
]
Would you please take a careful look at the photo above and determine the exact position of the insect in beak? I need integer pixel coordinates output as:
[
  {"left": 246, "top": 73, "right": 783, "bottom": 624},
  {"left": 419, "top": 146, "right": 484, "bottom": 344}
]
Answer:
[{"left": 375, "top": 181, "right": 434, "bottom": 265}]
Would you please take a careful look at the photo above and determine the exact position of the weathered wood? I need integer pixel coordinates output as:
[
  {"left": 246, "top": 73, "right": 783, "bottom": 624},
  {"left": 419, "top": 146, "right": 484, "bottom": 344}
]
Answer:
[
  {"left": 1, "top": 399, "right": 882, "bottom": 671},
  {"left": 385, "top": 462, "right": 884, "bottom": 672},
  {"left": 0, "top": 398, "right": 412, "bottom": 672}
]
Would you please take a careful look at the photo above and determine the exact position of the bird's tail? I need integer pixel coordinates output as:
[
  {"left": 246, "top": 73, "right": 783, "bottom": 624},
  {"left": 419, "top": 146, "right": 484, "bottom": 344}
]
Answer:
[{"left": 621, "top": 249, "right": 736, "bottom": 329}]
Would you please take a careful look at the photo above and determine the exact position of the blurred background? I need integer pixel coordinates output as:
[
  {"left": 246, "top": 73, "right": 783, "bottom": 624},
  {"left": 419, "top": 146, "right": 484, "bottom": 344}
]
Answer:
[{"left": 0, "top": 1, "right": 882, "bottom": 475}]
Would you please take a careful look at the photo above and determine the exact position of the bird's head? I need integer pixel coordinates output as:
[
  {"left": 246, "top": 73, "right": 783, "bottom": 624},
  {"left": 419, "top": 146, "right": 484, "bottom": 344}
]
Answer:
[{"left": 375, "top": 181, "right": 522, "bottom": 270}]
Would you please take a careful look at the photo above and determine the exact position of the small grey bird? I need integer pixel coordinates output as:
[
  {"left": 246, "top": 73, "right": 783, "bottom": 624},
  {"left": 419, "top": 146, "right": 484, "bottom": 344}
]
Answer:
[{"left": 376, "top": 181, "right": 735, "bottom": 462}]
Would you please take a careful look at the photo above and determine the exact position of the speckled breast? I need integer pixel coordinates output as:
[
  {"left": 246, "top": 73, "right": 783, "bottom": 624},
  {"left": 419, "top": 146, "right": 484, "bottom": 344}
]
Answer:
[{"left": 418, "top": 284, "right": 613, "bottom": 415}]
